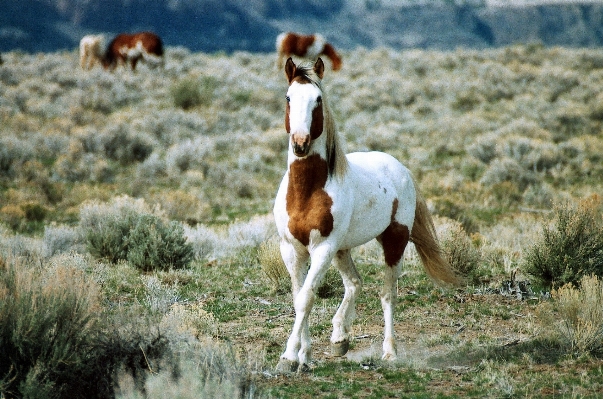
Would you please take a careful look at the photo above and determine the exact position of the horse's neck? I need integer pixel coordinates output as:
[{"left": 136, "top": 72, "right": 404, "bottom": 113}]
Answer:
[{"left": 287, "top": 153, "right": 330, "bottom": 198}]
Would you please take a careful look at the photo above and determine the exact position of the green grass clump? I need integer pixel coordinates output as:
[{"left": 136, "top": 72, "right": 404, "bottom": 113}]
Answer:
[
  {"left": 524, "top": 195, "right": 603, "bottom": 289},
  {"left": 172, "top": 78, "right": 203, "bottom": 110},
  {"left": 171, "top": 76, "right": 216, "bottom": 110}
]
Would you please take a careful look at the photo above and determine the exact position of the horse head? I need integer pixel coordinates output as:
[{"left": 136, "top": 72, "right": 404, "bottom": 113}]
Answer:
[{"left": 284, "top": 57, "right": 325, "bottom": 158}]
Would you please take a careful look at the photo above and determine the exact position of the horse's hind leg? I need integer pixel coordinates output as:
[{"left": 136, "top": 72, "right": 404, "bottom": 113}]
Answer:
[
  {"left": 377, "top": 219, "right": 410, "bottom": 361},
  {"left": 331, "top": 249, "right": 362, "bottom": 356},
  {"left": 381, "top": 262, "right": 400, "bottom": 360}
]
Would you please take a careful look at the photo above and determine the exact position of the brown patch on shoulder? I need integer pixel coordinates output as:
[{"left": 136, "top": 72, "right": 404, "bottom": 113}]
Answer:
[
  {"left": 378, "top": 198, "right": 410, "bottom": 267},
  {"left": 286, "top": 154, "right": 333, "bottom": 246}
]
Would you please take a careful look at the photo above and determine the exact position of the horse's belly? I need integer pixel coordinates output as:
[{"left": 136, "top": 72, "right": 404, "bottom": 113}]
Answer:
[{"left": 338, "top": 187, "right": 394, "bottom": 249}]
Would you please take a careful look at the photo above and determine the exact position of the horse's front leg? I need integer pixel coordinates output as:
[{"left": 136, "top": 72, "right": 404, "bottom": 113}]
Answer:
[
  {"left": 276, "top": 240, "right": 308, "bottom": 372},
  {"left": 331, "top": 249, "right": 362, "bottom": 356},
  {"left": 277, "top": 243, "right": 335, "bottom": 372}
]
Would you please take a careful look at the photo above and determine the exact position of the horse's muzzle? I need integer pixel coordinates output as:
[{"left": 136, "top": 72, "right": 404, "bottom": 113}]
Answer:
[{"left": 291, "top": 133, "right": 311, "bottom": 157}]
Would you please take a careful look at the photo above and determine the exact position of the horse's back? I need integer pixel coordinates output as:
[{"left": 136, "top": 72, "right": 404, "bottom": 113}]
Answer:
[
  {"left": 346, "top": 151, "right": 412, "bottom": 188},
  {"left": 332, "top": 151, "right": 416, "bottom": 249},
  {"left": 346, "top": 151, "right": 415, "bottom": 219}
]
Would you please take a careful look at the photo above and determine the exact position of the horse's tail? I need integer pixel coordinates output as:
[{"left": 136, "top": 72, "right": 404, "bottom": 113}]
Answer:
[{"left": 410, "top": 190, "right": 461, "bottom": 286}]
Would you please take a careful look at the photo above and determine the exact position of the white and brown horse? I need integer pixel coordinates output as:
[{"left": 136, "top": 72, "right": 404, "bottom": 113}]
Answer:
[
  {"left": 276, "top": 32, "right": 342, "bottom": 71},
  {"left": 273, "top": 57, "right": 459, "bottom": 373},
  {"left": 79, "top": 34, "right": 105, "bottom": 70},
  {"left": 102, "top": 32, "right": 164, "bottom": 71}
]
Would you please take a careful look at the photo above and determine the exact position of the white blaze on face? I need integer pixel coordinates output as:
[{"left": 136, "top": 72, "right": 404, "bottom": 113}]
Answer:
[
  {"left": 287, "top": 81, "right": 322, "bottom": 135},
  {"left": 287, "top": 81, "right": 323, "bottom": 156}
]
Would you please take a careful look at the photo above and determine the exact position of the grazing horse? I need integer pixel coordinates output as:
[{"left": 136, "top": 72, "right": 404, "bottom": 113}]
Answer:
[
  {"left": 273, "top": 57, "right": 459, "bottom": 373},
  {"left": 102, "top": 32, "right": 164, "bottom": 71},
  {"left": 79, "top": 34, "right": 105, "bottom": 70},
  {"left": 276, "top": 32, "right": 342, "bottom": 71}
]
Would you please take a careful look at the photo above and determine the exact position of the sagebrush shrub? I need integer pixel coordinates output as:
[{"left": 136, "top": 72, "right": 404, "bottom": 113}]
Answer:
[
  {"left": 126, "top": 215, "right": 194, "bottom": 271},
  {"left": 43, "top": 224, "right": 84, "bottom": 257},
  {"left": 0, "top": 254, "right": 205, "bottom": 398},
  {"left": 524, "top": 195, "right": 603, "bottom": 288},
  {"left": 479, "top": 157, "right": 537, "bottom": 190},
  {"left": 0, "top": 136, "right": 35, "bottom": 177},
  {"left": 100, "top": 125, "right": 155, "bottom": 165},
  {"left": 172, "top": 78, "right": 203, "bottom": 110},
  {"left": 0, "top": 257, "right": 104, "bottom": 397},
  {"left": 80, "top": 196, "right": 193, "bottom": 271},
  {"left": 82, "top": 205, "right": 133, "bottom": 263}
]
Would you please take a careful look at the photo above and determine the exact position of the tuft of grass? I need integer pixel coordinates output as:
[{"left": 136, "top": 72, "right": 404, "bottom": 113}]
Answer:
[
  {"left": 257, "top": 237, "right": 289, "bottom": 294},
  {"left": 539, "top": 274, "right": 603, "bottom": 356},
  {"left": 524, "top": 195, "right": 603, "bottom": 289},
  {"left": 437, "top": 217, "right": 483, "bottom": 285}
]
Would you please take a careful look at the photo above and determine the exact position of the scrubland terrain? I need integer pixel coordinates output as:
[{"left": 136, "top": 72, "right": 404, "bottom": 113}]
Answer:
[{"left": 1, "top": 45, "right": 603, "bottom": 398}]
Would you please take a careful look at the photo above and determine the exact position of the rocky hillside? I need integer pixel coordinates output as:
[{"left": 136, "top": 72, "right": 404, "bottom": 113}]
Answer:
[{"left": 2, "top": 0, "right": 603, "bottom": 53}]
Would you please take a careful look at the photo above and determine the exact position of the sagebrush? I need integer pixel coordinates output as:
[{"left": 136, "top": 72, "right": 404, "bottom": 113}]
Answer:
[{"left": 524, "top": 195, "right": 603, "bottom": 288}]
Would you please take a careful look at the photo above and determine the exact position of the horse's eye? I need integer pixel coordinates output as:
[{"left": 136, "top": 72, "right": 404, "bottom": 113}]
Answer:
[{"left": 286, "top": 96, "right": 290, "bottom": 102}]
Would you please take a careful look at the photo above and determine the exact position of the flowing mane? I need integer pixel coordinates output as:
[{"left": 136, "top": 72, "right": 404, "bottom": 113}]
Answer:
[{"left": 292, "top": 62, "right": 348, "bottom": 180}]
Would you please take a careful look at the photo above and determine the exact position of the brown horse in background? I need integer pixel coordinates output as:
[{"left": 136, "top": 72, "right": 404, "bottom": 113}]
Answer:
[
  {"left": 103, "top": 32, "right": 164, "bottom": 71},
  {"left": 276, "top": 32, "right": 342, "bottom": 71}
]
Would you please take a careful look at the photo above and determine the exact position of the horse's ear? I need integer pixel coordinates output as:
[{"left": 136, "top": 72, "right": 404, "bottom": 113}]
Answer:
[
  {"left": 285, "top": 57, "right": 296, "bottom": 83},
  {"left": 314, "top": 58, "right": 325, "bottom": 79}
]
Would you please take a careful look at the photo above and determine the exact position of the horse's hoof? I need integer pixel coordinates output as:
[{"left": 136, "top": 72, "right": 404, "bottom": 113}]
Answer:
[
  {"left": 276, "top": 358, "right": 299, "bottom": 373},
  {"left": 331, "top": 340, "right": 350, "bottom": 357},
  {"left": 298, "top": 363, "right": 311, "bottom": 373}
]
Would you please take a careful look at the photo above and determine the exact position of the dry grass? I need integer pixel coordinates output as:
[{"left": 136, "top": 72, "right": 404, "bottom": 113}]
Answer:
[
  {"left": 257, "top": 236, "right": 289, "bottom": 294},
  {"left": 541, "top": 275, "right": 603, "bottom": 355}
]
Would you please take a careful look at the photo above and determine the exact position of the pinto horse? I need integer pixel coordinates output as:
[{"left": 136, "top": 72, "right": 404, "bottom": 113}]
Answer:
[
  {"left": 102, "top": 32, "right": 164, "bottom": 71},
  {"left": 273, "top": 57, "right": 459, "bottom": 373},
  {"left": 79, "top": 34, "right": 105, "bottom": 70},
  {"left": 276, "top": 32, "right": 342, "bottom": 71}
]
